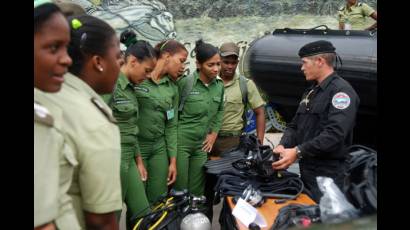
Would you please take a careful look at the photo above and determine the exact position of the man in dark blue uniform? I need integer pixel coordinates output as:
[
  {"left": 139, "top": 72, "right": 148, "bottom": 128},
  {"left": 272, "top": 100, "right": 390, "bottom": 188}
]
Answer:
[{"left": 272, "top": 40, "right": 360, "bottom": 202}]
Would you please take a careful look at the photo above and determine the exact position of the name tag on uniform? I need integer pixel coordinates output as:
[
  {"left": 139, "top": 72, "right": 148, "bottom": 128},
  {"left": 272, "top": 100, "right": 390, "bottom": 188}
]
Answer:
[
  {"left": 134, "top": 86, "right": 149, "bottom": 92},
  {"left": 166, "top": 109, "right": 174, "bottom": 120},
  {"left": 115, "top": 99, "right": 131, "bottom": 105}
]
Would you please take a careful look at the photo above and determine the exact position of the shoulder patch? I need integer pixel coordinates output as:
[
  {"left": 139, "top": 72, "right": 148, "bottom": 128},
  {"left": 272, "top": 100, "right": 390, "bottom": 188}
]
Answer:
[
  {"left": 91, "top": 97, "right": 117, "bottom": 123},
  {"left": 332, "top": 92, "right": 351, "bottom": 110},
  {"left": 134, "top": 86, "right": 149, "bottom": 93},
  {"left": 114, "top": 99, "right": 131, "bottom": 105},
  {"left": 34, "top": 103, "right": 54, "bottom": 126}
]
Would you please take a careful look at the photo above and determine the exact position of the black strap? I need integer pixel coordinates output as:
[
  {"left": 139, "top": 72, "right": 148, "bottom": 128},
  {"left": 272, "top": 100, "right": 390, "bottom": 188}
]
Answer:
[
  {"left": 214, "top": 169, "right": 305, "bottom": 202},
  {"left": 239, "top": 75, "right": 249, "bottom": 130},
  {"left": 178, "top": 74, "right": 195, "bottom": 112}
]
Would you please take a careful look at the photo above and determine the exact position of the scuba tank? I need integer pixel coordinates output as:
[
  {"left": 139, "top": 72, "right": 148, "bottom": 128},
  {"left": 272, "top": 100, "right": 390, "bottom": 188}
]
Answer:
[
  {"left": 180, "top": 196, "right": 211, "bottom": 230},
  {"left": 131, "top": 190, "right": 210, "bottom": 230}
]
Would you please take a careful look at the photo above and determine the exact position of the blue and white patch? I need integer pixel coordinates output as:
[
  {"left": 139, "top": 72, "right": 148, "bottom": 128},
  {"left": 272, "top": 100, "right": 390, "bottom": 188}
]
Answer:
[{"left": 332, "top": 92, "right": 350, "bottom": 110}]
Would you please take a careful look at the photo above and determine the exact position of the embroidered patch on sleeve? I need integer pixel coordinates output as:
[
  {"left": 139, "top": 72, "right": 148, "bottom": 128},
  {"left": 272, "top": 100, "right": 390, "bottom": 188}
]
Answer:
[{"left": 332, "top": 92, "right": 351, "bottom": 110}]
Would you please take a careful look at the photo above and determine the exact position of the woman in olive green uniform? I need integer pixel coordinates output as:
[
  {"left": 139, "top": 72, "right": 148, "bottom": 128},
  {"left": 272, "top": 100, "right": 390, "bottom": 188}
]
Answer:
[
  {"left": 34, "top": 3, "right": 80, "bottom": 230},
  {"left": 174, "top": 40, "right": 224, "bottom": 196},
  {"left": 40, "top": 15, "right": 124, "bottom": 229},
  {"left": 102, "top": 30, "right": 158, "bottom": 229},
  {"left": 135, "top": 39, "right": 188, "bottom": 204}
]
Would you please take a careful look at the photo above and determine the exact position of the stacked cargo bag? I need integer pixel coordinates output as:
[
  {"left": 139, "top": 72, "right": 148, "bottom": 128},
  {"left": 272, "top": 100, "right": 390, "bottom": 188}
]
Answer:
[{"left": 344, "top": 145, "right": 377, "bottom": 215}]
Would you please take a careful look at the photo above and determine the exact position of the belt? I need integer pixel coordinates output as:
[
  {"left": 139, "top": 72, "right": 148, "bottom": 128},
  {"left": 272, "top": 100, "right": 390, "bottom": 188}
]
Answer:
[{"left": 218, "top": 130, "right": 243, "bottom": 137}]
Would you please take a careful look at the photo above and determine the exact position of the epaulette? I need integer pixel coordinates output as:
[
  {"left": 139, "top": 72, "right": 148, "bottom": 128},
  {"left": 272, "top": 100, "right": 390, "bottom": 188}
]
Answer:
[
  {"left": 34, "top": 102, "right": 54, "bottom": 126},
  {"left": 91, "top": 97, "right": 117, "bottom": 124}
]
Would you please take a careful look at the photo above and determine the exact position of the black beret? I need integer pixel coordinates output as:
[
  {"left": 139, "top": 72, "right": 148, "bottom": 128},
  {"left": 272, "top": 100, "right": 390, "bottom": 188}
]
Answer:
[{"left": 298, "top": 40, "right": 336, "bottom": 58}]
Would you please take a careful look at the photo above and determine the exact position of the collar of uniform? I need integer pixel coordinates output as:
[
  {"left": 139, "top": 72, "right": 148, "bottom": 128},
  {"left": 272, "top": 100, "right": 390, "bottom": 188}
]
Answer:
[
  {"left": 194, "top": 70, "right": 218, "bottom": 87},
  {"left": 222, "top": 73, "right": 238, "bottom": 88},
  {"left": 34, "top": 87, "right": 51, "bottom": 107},
  {"left": 192, "top": 70, "right": 203, "bottom": 87},
  {"left": 318, "top": 72, "right": 337, "bottom": 90},
  {"left": 192, "top": 70, "right": 200, "bottom": 84},
  {"left": 347, "top": 1, "right": 359, "bottom": 10},
  {"left": 149, "top": 75, "right": 170, "bottom": 85},
  {"left": 34, "top": 87, "right": 41, "bottom": 100},
  {"left": 64, "top": 72, "right": 100, "bottom": 97},
  {"left": 117, "top": 72, "right": 132, "bottom": 90}
]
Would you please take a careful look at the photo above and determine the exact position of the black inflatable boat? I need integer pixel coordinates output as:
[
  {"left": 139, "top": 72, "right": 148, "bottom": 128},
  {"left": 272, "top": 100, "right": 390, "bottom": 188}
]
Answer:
[{"left": 244, "top": 26, "right": 377, "bottom": 148}]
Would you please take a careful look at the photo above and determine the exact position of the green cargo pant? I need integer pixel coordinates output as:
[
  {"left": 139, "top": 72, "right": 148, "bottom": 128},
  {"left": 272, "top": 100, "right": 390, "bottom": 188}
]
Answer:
[
  {"left": 121, "top": 144, "right": 151, "bottom": 230},
  {"left": 139, "top": 137, "right": 169, "bottom": 204},
  {"left": 174, "top": 138, "right": 207, "bottom": 196}
]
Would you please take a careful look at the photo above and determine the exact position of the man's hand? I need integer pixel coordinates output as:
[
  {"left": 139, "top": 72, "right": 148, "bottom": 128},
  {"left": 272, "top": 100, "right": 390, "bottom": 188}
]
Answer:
[
  {"left": 272, "top": 147, "right": 298, "bottom": 170},
  {"left": 136, "top": 155, "right": 147, "bottom": 181},
  {"left": 273, "top": 144, "right": 285, "bottom": 154},
  {"left": 167, "top": 157, "right": 177, "bottom": 185},
  {"left": 202, "top": 132, "right": 218, "bottom": 153}
]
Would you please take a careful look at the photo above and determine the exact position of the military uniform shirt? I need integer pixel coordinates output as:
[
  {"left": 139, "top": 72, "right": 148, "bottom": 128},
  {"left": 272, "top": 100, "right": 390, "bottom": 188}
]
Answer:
[
  {"left": 35, "top": 88, "right": 81, "bottom": 229},
  {"left": 34, "top": 94, "right": 59, "bottom": 227},
  {"left": 338, "top": 2, "right": 376, "bottom": 30},
  {"left": 280, "top": 72, "right": 360, "bottom": 160},
  {"left": 220, "top": 74, "right": 265, "bottom": 132},
  {"left": 40, "top": 73, "right": 122, "bottom": 229},
  {"left": 102, "top": 73, "right": 141, "bottom": 156},
  {"left": 134, "top": 75, "right": 178, "bottom": 157},
  {"left": 178, "top": 71, "right": 224, "bottom": 139}
]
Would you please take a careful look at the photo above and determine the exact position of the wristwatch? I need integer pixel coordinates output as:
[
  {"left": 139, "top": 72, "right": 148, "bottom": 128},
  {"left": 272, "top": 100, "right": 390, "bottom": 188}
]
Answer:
[{"left": 295, "top": 146, "right": 302, "bottom": 159}]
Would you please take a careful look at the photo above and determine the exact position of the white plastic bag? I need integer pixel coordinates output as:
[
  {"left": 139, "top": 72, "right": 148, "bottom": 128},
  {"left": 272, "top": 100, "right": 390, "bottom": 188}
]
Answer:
[{"left": 317, "top": 176, "right": 359, "bottom": 223}]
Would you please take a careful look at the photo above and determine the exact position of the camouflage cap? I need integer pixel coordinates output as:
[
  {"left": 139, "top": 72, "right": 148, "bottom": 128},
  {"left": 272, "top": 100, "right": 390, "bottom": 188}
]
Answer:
[{"left": 219, "top": 42, "right": 240, "bottom": 57}]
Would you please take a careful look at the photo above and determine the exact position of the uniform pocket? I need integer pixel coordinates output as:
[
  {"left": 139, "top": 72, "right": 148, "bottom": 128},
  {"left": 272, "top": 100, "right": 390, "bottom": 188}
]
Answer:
[
  {"left": 136, "top": 95, "right": 156, "bottom": 111},
  {"left": 62, "top": 143, "right": 78, "bottom": 167},
  {"left": 310, "top": 103, "right": 326, "bottom": 114},
  {"left": 225, "top": 95, "right": 243, "bottom": 114},
  {"left": 114, "top": 103, "right": 133, "bottom": 112},
  {"left": 210, "top": 96, "right": 222, "bottom": 116},
  {"left": 184, "top": 96, "right": 204, "bottom": 116},
  {"left": 113, "top": 103, "right": 135, "bottom": 121},
  {"left": 59, "top": 143, "right": 78, "bottom": 187}
]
